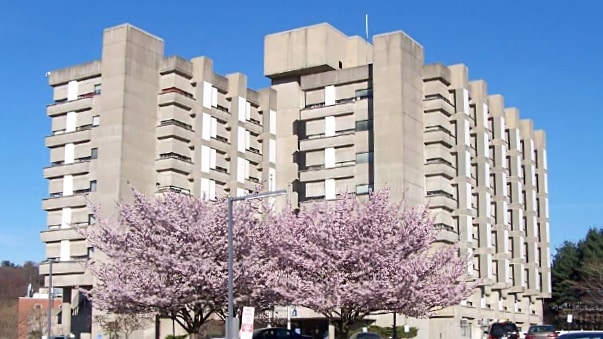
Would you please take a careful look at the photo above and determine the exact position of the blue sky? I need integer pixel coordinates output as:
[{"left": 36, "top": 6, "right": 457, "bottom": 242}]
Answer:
[{"left": 1, "top": 0, "right": 601, "bottom": 264}]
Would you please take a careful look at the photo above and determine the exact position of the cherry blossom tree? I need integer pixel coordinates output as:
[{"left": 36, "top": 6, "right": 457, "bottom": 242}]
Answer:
[
  {"left": 266, "top": 189, "right": 475, "bottom": 339},
  {"left": 83, "top": 189, "right": 280, "bottom": 338}
]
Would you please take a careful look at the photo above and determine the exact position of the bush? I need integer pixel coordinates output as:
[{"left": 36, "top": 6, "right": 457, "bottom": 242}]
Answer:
[{"left": 165, "top": 335, "right": 188, "bottom": 339}]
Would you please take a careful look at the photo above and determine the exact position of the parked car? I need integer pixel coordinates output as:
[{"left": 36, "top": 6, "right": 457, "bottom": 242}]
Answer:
[
  {"left": 558, "top": 332, "right": 603, "bottom": 339},
  {"left": 526, "top": 325, "right": 558, "bottom": 339},
  {"left": 350, "top": 332, "right": 382, "bottom": 339},
  {"left": 488, "top": 321, "right": 521, "bottom": 339},
  {"left": 252, "top": 328, "right": 312, "bottom": 339}
]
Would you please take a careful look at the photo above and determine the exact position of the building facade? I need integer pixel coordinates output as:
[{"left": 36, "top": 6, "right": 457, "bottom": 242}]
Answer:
[{"left": 39, "top": 23, "right": 551, "bottom": 339}]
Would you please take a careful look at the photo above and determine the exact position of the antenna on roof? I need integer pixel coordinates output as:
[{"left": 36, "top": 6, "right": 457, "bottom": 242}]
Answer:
[{"left": 365, "top": 14, "right": 369, "bottom": 41}]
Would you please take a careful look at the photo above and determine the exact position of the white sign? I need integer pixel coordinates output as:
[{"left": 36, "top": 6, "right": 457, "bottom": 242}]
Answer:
[
  {"left": 404, "top": 325, "right": 410, "bottom": 333},
  {"left": 240, "top": 307, "right": 255, "bottom": 339},
  {"left": 567, "top": 314, "right": 573, "bottom": 323}
]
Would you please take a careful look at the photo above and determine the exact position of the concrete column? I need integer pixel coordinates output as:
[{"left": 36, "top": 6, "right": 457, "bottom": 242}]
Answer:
[
  {"left": 61, "top": 288, "right": 72, "bottom": 335},
  {"left": 372, "top": 31, "right": 425, "bottom": 205}
]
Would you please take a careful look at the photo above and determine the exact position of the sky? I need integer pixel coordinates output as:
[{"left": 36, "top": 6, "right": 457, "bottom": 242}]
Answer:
[{"left": 0, "top": 0, "right": 601, "bottom": 265}]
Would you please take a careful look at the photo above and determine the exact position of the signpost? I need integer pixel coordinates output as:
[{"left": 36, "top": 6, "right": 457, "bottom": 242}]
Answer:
[{"left": 240, "top": 307, "right": 255, "bottom": 339}]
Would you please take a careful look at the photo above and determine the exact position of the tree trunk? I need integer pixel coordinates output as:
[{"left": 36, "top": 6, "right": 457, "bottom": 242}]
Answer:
[
  {"left": 333, "top": 319, "right": 351, "bottom": 339},
  {"left": 189, "top": 333, "right": 200, "bottom": 339}
]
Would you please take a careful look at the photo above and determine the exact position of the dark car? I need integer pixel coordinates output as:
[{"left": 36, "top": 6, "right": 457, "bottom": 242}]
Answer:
[
  {"left": 488, "top": 321, "right": 520, "bottom": 339},
  {"left": 526, "top": 325, "right": 558, "bottom": 339},
  {"left": 252, "top": 328, "right": 312, "bottom": 339},
  {"left": 349, "top": 332, "right": 382, "bottom": 339},
  {"left": 558, "top": 332, "right": 603, "bottom": 339}
]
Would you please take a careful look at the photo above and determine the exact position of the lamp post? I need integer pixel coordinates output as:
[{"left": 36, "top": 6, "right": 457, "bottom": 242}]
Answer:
[
  {"left": 46, "top": 259, "right": 57, "bottom": 339},
  {"left": 226, "top": 189, "right": 287, "bottom": 339}
]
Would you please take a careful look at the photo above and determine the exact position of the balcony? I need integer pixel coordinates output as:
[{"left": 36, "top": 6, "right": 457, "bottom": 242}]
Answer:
[
  {"left": 158, "top": 90, "right": 195, "bottom": 110},
  {"left": 434, "top": 223, "right": 459, "bottom": 243},
  {"left": 210, "top": 106, "right": 231, "bottom": 122},
  {"left": 245, "top": 119, "right": 263, "bottom": 134},
  {"left": 43, "top": 160, "right": 91, "bottom": 179},
  {"left": 47, "top": 97, "right": 94, "bottom": 117},
  {"left": 299, "top": 131, "right": 355, "bottom": 151},
  {"left": 156, "top": 153, "right": 193, "bottom": 174},
  {"left": 39, "top": 260, "right": 86, "bottom": 276},
  {"left": 425, "top": 159, "right": 456, "bottom": 179},
  {"left": 426, "top": 190, "right": 457, "bottom": 211},
  {"left": 244, "top": 148, "right": 262, "bottom": 164},
  {"left": 39, "top": 261, "right": 92, "bottom": 287},
  {"left": 209, "top": 135, "right": 230, "bottom": 152},
  {"left": 42, "top": 193, "right": 88, "bottom": 211},
  {"left": 423, "top": 95, "right": 455, "bottom": 116},
  {"left": 424, "top": 126, "right": 455, "bottom": 148},
  {"left": 157, "top": 120, "right": 194, "bottom": 143},
  {"left": 45, "top": 127, "right": 92, "bottom": 148},
  {"left": 210, "top": 167, "right": 230, "bottom": 183},
  {"left": 299, "top": 162, "right": 355, "bottom": 182},
  {"left": 40, "top": 225, "right": 87, "bottom": 243},
  {"left": 300, "top": 101, "right": 355, "bottom": 120}
]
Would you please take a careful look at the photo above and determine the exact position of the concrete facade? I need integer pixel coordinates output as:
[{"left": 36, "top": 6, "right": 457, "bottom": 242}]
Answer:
[{"left": 40, "top": 23, "right": 551, "bottom": 339}]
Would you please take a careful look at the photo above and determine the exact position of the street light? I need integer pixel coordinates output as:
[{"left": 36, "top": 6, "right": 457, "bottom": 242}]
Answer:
[{"left": 226, "top": 189, "right": 287, "bottom": 339}]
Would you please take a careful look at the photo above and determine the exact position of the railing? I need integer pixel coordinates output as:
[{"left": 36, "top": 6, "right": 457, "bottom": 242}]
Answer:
[
  {"left": 248, "top": 147, "right": 261, "bottom": 155},
  {"left": 213, "top": 135, "right": 229, "bottom": 143},
  {"left": 159, "top": 119, "right": 193, "bottom": 131},
  {"left": 157, "top": 185, "right": 191, "bottom": 195},
  {"left": 216, "top": 105, "right": 229, "bottom": 113},
  {"left": 305, "top": 128, "right": 356, "bottom": 140},
  {"left": 48, "top": 189, "right": 91, "bottom": 199},
  {"left": 74, "top": 188, "right": 91, "bottom": 195},
  {"left": 159, "top": 152, "right": 192, "bottom": 163},
  {"left": 434, "top": 223, "right": 457, "bottom": 233},
  {"left": 214, "top": 166, "right": 228, "bottom": 173},
  {"left": 426, "top": 190, "right": 454, "bottom": 199},
  {"left": 48, "top": 158, "right": 91, "bottom": 168},
  {"left": 303, "top": 160, "right": 356, "bottom": 171},
  {"left": 248, "top": 117, "right": 261, "bottom": 126}
]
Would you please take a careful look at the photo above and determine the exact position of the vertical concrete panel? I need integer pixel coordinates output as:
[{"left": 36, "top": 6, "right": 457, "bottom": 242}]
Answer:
[
  {"left": 97, "top": 24, "right": 163, "bottom": 207},
  {"left": 372, "top": 32, "right": 425, "bottom": 205}
]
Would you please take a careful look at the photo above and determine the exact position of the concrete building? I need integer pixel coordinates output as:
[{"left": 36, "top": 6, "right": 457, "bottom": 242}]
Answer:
[{"left": 39, "top": 23, "right": 551, "bottom": 339}]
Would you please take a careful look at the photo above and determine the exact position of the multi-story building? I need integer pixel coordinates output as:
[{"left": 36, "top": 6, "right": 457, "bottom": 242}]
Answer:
[{"left": 39, "top": 23, "right": 551, "bottom": 339}]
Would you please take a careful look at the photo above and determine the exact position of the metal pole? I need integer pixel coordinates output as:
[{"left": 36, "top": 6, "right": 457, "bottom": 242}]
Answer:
[
  {"left": 392, "top": 312, "right": 397, "bottom": 339},
  {"left": 286, "top": 306, "right": 291, "bottom": 330},
  {"left": 47, "top": 261, "right": 53, "bottom": 339},
  {"left": 226, "top": 189, "right": 286, "bottom": 339},
  {"left": 227, "top": 198, "right": 234, "bottom": 339}
]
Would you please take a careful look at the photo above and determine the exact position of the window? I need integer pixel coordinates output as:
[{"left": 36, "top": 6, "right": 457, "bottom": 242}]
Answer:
[
  {"left": 355, "top": 120, "right": 373, "bottom": 132},
  {"left": 355, "top": 88, "right": 373, "bottom": 100},
  {"left": 356, "top": 152, "right": 373, "bottom": 164},
  {"left": 524, "top": 243, "right": 529, "bottom": 261},
  {"left": 94, "top": 84, "right": 101, "bottom": 95},
  {"left": 91, "top": 148, "right": 98, "bottom": 159},
  {"left": 88, "top": 214, "right": 96, "bottom": 225},
  {"left": 92, "top": 115, "right": 100, "bottom": 126},
  {"left": 325, "top": 179, "right": 336, "bottom": 200},
  {"left": 324, "top": 147, "right": 335, "bottom": 168},
  {"left": 325, "top": 85, "right": 336, "bottom": 106},
  {"left": 90, "top": 180, "right": 97, "bottom": 192},
  {"left": 356, "top": 184, "right": 373, "bottom": 195}
]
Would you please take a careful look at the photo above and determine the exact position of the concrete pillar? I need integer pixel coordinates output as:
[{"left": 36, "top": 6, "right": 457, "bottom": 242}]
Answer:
[
  {"left": 61, "top": 288, "right": 72, "bottom": 335},
  {"left": 328, "top": 324, "right": 335, "bottom": 339}
]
